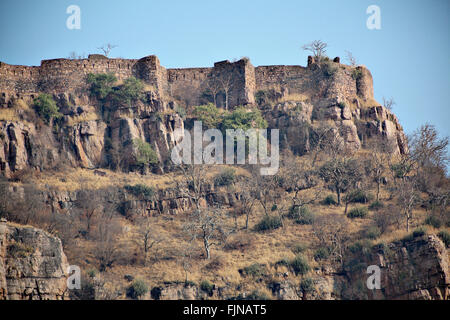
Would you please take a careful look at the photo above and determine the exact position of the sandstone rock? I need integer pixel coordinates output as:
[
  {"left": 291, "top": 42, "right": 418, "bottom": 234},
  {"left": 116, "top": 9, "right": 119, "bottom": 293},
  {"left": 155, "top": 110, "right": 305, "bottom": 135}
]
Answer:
[{"left": 0, "top": 221, "right": 69, "bottom": 300}]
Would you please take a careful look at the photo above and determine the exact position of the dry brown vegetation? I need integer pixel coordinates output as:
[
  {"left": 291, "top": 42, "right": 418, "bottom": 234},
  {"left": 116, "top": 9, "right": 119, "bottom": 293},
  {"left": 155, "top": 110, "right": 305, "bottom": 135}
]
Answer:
[{"left": 1, "top": 123, "right": 448, "bottom": 300}]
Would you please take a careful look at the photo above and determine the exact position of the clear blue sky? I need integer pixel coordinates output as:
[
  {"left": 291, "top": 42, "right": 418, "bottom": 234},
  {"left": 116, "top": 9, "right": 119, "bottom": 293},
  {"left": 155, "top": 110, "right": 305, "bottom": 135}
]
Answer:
[{"left": 0, "top": 0, "right": 449, "bottom": 143}]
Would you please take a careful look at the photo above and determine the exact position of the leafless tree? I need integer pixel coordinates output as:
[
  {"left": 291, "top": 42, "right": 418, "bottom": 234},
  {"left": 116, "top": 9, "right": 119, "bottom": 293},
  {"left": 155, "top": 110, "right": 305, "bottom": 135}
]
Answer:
[
  {"left": 309, "top": 124, "right": 336, "bottom": 166},
  {"left": 97, "top": 43, "right": 118, "bottom": 57},
  {"left": 174, "top": 164, "right": 210, "bottom": 210},
  {"left": 68, "top": 51, "right": 86, "bottom": 59},
  {"left": 302, "top": 40, "right": 328, "bottom": 62},
  {"left": 364, "top": 137, "right": 394, "bottom": 202},
  {"left": 179, "top": 244, "right": 196, "bottom": 283},
  {"left": 382, "top": 97, "right": 396, "bottom": 111},
  {"left": 93, "top": 214, "right": 122, "bottom": 271},
  {"left": 136, "top": 216, "right": 164, "bottom": 266},
  {"left": 218, "top": 72, "right": 235, "bottom": 110},
  {"left": 183, "top": 206, "right": 227, "bottom": 260},
  {"left": 235, "top": 179, "right": 257, "bottom": 230},
  {"left": 345, "top": 50, "right": 357, "bottom": 66},
  {"left": 203, "top": 74, "right": 222, "bottom": 107},
  {"left": 410, "top": 124, "right": 449, "bottom": 172},
  {"left": 397, "top": 178, "right": 419, "bottom": 232},
  {"left": 280, "top": 151, "right": 320, "bottom": 213},
  {"left": 175, "top": 164, "right": 228, "bottom": 259},
  {"left": 312, "top": 214, "right": 349, "bottom": 264},
  {"left": 318, "top": 157, "right": 363, "bottom": 205},
  {"left": 75, "top": 190, "right": 101, "bottom": 238}
]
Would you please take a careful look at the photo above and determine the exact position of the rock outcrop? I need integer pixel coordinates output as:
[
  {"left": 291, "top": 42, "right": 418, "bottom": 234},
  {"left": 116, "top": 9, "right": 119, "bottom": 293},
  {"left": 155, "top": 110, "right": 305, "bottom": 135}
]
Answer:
[
  {"left": 0, "top": 220, "right": 69, "bottom": 300},
  {"left": 1, "top": 55, "right": 406, "bottom": 178},
  {"left": 268, "top": 235, "right": 449, "bottom": 300}
]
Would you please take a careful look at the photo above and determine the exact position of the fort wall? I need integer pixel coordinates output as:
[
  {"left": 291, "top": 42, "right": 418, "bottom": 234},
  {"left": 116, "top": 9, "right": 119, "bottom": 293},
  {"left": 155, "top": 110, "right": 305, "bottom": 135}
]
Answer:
[{"left": 0, "top": 54, "right": 373, "bottom": 108}]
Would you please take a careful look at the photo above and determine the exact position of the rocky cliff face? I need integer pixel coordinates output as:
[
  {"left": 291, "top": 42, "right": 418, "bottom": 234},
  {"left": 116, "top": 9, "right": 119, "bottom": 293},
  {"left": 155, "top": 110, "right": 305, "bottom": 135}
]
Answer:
[
  {"left": 0, "top": 220, "right": 69, "bottom": 300},
  {"left": 0, "top": 55, "right": 407, "bottom": 178},
  {"left": 269, "top": 234, "right": 449, "bottom": 300}
]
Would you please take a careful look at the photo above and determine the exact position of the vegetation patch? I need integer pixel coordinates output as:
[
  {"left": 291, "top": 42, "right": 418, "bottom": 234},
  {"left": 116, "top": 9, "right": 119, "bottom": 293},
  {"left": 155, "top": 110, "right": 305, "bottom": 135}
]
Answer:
[{"left": 347, "top": 207, "right": 368, "bottom": 219}]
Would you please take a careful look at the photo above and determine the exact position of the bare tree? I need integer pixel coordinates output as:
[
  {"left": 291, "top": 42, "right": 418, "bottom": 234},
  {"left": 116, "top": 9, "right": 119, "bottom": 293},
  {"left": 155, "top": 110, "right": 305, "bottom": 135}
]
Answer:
[
  {"left": 312, "top": 214, "right": 349, "bottom": 264},
  {"left": 309, "top": 124, "right": 337, "bottom": 166},
  {"left": 382, "top": 97, "right": 396, "bottom": 111},
  {"left": 184, "top": 205, "right": 227, "bottom": 260},
  {"left": 397, "top": 178, "right": 419, "bottom": 232},
  {"left": 365, "top": 137, "right": 394, "bottom": 202},
  {"left": 218, "top": 72, "right": 235, "bottom": 110},
  {"left": 410, "top": 124, "right": 449, "bottom": 172},
  {"left": 280, "top": 152, "right": 319, "bottom": 213},
  {"left": 302, "top": 40, "right": 328, "bottom": 62},
  {"left": 136, "top": 216, "right": 164, "bottom": 266},
  {"left": 68, "top": 51, "right": 86, "bottom": 59},
  {"left": 93, "top": 214, "right": 122, "bottom": 271},
  {"left": 97, "top": 43, "right": 118, "bottom": 57},
  {"left": 175, "top": 164, "right": 228, "bottom": 259},
  {"left": 174, "top": 164, "right": 210, "bottom": 211},
  {"left": 345, "top": 50, "right": 357, "bottom": 66},
  {"left": 235, "top": 178, "right": 257, "bottom": 230},
  {"left": 318, "top": 157, "right": 363, "bottom": 205},
  {"left": 203, "top": 74, "right": 222, "bottom": 107},
  {"left": 75, "top": 190, "right": 101, "bottom": 238},
  {"left": 179, "top": 244, "right": 195, "bottom": 283}
]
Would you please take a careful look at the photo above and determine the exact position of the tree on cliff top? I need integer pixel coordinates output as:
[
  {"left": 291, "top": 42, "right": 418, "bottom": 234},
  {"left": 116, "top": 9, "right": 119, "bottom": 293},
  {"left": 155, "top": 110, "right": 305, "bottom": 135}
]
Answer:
[
  {"left": 302, "top": 40, "right": 328, "bottom": 62},
  {"left": 97, "top": 43, "right": 117, "bottom": 57}
]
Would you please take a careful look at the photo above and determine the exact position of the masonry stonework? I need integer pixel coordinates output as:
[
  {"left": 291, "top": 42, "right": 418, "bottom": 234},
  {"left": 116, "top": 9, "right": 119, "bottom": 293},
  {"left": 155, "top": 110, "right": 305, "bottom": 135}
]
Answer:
[{"left": 0, "top": 54, "right": 374, "bottom": 109}]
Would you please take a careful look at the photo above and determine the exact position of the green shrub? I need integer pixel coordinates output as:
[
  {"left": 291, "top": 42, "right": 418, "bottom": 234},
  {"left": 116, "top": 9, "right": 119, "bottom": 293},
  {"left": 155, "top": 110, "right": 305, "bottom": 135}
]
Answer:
[
  {"left": 126, "top": 279, "right": 148, "bottom": 299},
  {"left": 351, "top": 68, "right": 363, "bottom": 81},
  {"left": 214, "top": 168, "right": 236, "bottom": 187},
  {"left": 368, "top": 200, "right": 384, "bottom": 211},
  {"left": 241, "top": 263, "right": 266, "bottom": 278},
  {"left": 289, "top": 254, "right": 310, "bottom": 276},
  {"left": 347, "top": 207, "right": 368, "bottom": 219},
  {"left": 124, "top": 184, "right": 155, "bottom": 200},
  {"left": 222, "top": 106, "right": 267, "bottom": 131},
  {"left": 254, "top": 215, "right": 282, "bottom": 232},
  {"left": 437, "top": 231, "right": 450, "bottom": 247},
  {"left": 402, "top": 227, "right": 427, "bottom": 243},
  {"left": 365, "top": 226, "right": 381, "bottom": 239},
  {"left": 192, "top": 103, "right": 222, "bottom": 129},
  {"left": 133, "top": 138, "right": 158, "bottom": 167},
  {"left": 348, "top": 189, "right": 373, "bottom": 204},
  {"left": 199, "top": 280, "right": 214, "bottom": 295},
  {"left": 33, "top": 94, "right": 61, "bottom": 124},
  {"left": 314, "top": 247, "right": 330, "bottom": 261},
  {"left": 322, "top": 194, "right": 337, "bottom": 206},
  {"left": 87, "top": 73, "right": 117, "bottom": 100},
  {"left": 115, "top": 77, "right": 144, "bottom": 105},
  {"left": 287, "top": 205, "right": 315, "bottom": 225},
  {"left": 300, "top": 277, "right": 315, "bottom": 293},
  {"left": 424, "top": 215, "right": 442, "bottom": 229},
  {"left": 348, "top": 240, "right": 373, "bottom": 259}
]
